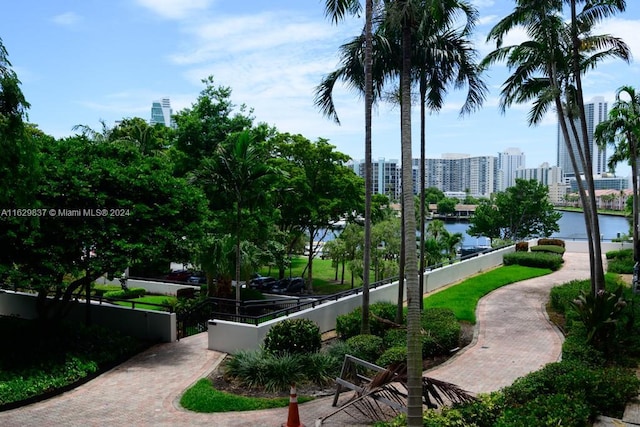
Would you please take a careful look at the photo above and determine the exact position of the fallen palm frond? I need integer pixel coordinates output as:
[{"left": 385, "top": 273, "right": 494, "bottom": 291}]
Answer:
[{"left": 318, "top": 363, "right": 476, "bottom": 424}]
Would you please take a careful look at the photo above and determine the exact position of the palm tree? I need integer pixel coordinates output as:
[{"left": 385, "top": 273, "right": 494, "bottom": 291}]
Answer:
[
  {"left": 482, "top": 0, "right": 629, "bottom": 294},
  {"left": 595, "top": 85, "right": 640, "bottom": 262},
  {"left": 323, "top": 0, "right": 375, "bottom": 335},
  {"left": 193, "top": 130, "right": 274, "bottom": 310}
]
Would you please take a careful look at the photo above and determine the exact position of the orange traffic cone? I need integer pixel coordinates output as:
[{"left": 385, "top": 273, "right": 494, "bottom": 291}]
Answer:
[{"left": 283, "top": 383, "right": 305, "bottom": 427}]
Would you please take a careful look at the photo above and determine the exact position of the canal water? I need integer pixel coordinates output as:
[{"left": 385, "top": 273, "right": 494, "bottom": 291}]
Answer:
[{"left": 447, "top": 210, "right": 630, "bottom": 246}]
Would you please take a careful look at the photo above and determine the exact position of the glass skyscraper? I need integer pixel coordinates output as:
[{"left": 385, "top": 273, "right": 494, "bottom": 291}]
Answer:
[
  {"left": 557, "top": 96, "right": 608, "bottom": 178},
  {"left": 150, "top": 98, "right": 175, "bottom": 128}
]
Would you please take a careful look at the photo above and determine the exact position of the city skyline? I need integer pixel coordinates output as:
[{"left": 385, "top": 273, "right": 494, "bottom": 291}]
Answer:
[{"left": 4, "top": 1, "right": 640, "bottom": 175}]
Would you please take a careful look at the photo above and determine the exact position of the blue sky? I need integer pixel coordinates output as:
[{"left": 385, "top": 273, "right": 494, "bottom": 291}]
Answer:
[{"left": 4, "top": 0, "right": 640, "bottom": 175}]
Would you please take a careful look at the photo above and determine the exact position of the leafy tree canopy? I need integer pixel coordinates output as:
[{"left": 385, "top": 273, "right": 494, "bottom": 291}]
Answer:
[
  {"left": 6, "top": 136, "right": 208, "bottom": 320},
  {"left": 468, "top": 179, "right": 561, "bottom": 242}
]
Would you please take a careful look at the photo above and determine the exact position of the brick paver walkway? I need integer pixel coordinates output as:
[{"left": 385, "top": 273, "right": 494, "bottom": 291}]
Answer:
[{"left": 0, "top": 252, "right": 592, "bottom": 426}]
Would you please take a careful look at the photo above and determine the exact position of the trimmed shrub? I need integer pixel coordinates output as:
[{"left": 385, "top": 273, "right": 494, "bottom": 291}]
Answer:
[
  {"left": 103, "top": 287, "right": 146, "bottom": 299},
  {"left": 336, "top": 301, "right": 400, "bottom": 340},
  {"left": 503, "top": 251, "right": 563, "bottom": 270},
  {"left": 537, "top": 238, "right": 565, "bottom": 248},
  {"left": 263, "top": 318, "right": 321, "bottom": 356},
  {"left": 495, "top": 393, "right": 590, "bottom": 427},
  {"left": 530, "top": 244, "right": 565, "bottom": 255},
  {"left": 345, "top": 334, "right": 385, "bottom": 363},
  {"left": 607, "top": 256, "right": 635, "bottom": 274},
  {"left": 376, "top": 346, "right": 407, "bottom": 368},
  {"left": 606, "top": 248, "right": 633, "bottom": 260},
  {"left": 515, "top": 241, "right": 529, "bottom": 252},
  {"left": 383, "top": 328, "right": 406, "bottom": 349},
  {"left": 421, "top": 308, "right": 460, "bottom": 357}
]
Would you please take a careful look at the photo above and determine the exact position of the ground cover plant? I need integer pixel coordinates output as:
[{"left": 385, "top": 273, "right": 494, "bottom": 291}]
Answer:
[
  {"left": 606, "top": 248, "right": 635, "bottom": 274},
  {"left": 0, "top": 317, "right": 149, "bottom": 408}
]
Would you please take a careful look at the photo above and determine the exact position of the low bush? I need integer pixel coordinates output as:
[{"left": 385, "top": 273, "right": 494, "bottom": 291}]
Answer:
[
  {"left": 336, "top": 301, "right": 399, "bottom": 340},
  {"left": 606, "top": 248, "right": 633, "bottom": 260},
  {"left": 345, "top": 334, "right": 385, "bottom": 363},
  {"left": 263, "top": 318, "right": 321, "bottom": 356},
  {"left": 103, "top": 287, "right": 146, "bottom": 299},
  {"left": 503, "top": 252, "right": 563, "bottom": 270},
  {"left": 608, "top": 257, "right": 635, "bottom": 274},
  {"left": 383, "top": 328, "right": 406, "bottom": 349},
  {"left": 421, "top": 308, "right": 460, "bottom": 357},
  {"left": 376, "top": 346, "right": 407, "bottom": 368},
  {"left": 537, "top": 238, "right": 565, "bottom": 248},
  {"left": 496, "top": 393, "right": 590, "bottom": 426},
  {"left": 223, "top": 350, "right": 305, "bottom": 392},
  {"left": 530, "top": 245, "right": 565, "bottom": 255},
  {"left": 502, "top": 360, "right": 640, "bottom": 419}
]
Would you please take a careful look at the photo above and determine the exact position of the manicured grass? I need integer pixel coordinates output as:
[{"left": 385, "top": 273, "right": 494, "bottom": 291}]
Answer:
[
  {"left": 179, "top": 378, "right": 313, "bottom": 412},
  {"left": 113, "top": 295, "right": 176, "bottom": 311},
  {"left": 259, "top": 256, "right": 359, "bottom": 294},
  {"left": 423, "top": 265, "right": 553, "bottom": 324}
]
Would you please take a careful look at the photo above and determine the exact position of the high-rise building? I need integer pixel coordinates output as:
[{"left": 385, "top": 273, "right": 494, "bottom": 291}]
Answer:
[
  {"left": 497, "top": 147, "right": 525, "bottom": 191},
  {"left": 557, "top": 96, "right": 608, "bottom": 178},
  {"left": 351, "top": 158, "right": 401, "bottom": 200},
  {"left": 150, "top": 98, "right": 175, "bottom": 128},
  {"left": 422, "top": 154, "right": 497, "bottom": 198}
]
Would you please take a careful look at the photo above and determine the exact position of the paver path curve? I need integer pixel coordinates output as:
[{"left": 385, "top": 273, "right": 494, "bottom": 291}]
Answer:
[
  {"left": 426, "top": 251, "right": 591, "bottom": 394},
  {"left": 0, "top": 252, "right": 592, "bottom": 426}
]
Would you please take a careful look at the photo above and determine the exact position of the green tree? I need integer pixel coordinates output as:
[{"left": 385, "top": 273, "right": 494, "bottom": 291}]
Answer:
[
  {"left": 0, "top": 38, "right": 40, "bottom": 284},
  {"left": 192, "top": 130, "right": 276, "bottom": 308},
  {"left": 173, "top": 76, "right": 253, "bottom": 176},
  {"left": 13, "top": 136, "right": 208, "bottom": 321},
  {"left": 482, "top": 0, "right": 629, "bottom": 294},
  {"left": 468, "top": 179, "right": 561, "bottom": 242},
  {"left": 437, "top": 197, "right": 457, "bottom": 217},
  {"left": 423, "top": 186, "right": 445, "bottom": 204},
  {"left": 272, "top": 133, "right": 364, "bottom": 291},
  {"left": 595, "top": 85, "right": 640, "bottom": 262}
]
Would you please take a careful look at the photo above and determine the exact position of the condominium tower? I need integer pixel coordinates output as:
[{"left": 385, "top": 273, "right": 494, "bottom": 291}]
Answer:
[
  {"left": 557, "top": 96, "right": 608, "bottom": 177},
  {"left": 150, "top": 98, "right": 175, "bottom": 128}
]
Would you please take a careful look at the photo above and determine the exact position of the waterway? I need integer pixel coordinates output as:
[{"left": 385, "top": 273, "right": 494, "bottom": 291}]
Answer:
[{"left": 448, "top": 210, "right": 630, "bottom": 247}]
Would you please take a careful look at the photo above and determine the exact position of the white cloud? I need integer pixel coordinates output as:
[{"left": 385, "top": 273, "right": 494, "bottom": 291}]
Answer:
[
  {"left": 134, "top": 0, "right": 213, "bottom": 20},
  {"left": 51, "top": 12, "right": 82, "bottom": 27}
]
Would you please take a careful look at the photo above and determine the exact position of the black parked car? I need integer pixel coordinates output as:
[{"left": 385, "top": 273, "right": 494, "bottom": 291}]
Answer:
[
  {"left": 249, "top": 275, "right": 277, "bottom": 291},
  {"left": 270, "top": 277, "right": 305, "bottom": 294}
]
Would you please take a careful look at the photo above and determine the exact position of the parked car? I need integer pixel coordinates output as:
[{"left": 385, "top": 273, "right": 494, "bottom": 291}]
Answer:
[
  {"left": 270, "top": 277, "right": 305, "bottom": 294},
  {"left": 165, "top": 269, "right": 193, "bottom": 282},
  {"left": 249, "top": 275, "right": 277, "bottom": 291},
  {"left": 187, "top": 271, "right": 207, "bottom": 285}
]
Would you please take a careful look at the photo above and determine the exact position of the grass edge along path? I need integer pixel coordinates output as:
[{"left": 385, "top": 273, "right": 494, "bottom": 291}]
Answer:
[
  {"left": 181, "top": 264, "right": 552, "bottom": 413},
  {"left": 179, "top": 378, "right": 313, "bottom": 412},
  {"left": 423, "top": 265, "right": 553, "bottom": 324}
]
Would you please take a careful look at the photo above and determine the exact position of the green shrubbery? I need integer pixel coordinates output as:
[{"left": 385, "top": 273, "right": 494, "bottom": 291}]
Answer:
[
  {"left": 103, "top": 287, "right": 146, "bottom": 299},
  {"left": 537, "top": 238, "right": 565, "bottom": 248},
  {"left": 606, "top": 248, "right": 635, "bottom": 274},
  {"left": 503, "top": 251, "right": 563, "bottom": 270},
  {"left": 0, "top": 318, "right": 147, "bottom": 407},
  {"left": 263, "top": 318, "right": 321, "bottom": 355},
  {"left": 336, "top": 301, "right": 399, "bottom": 340},
  {"left": 530, "top": 244, "right": 565, "bottom": 255}
]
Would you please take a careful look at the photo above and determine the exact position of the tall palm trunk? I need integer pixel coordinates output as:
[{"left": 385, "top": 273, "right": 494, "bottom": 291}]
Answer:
[
  {"left": 569, "top": 0, "right": 605, "bottom": 292},
  {"left": 419, "top": 72, "right": 427, "bottom": 311},
  {"left": 400, "top": 12, "right": 421, "bottom": 427},
  {"left": 361, "top": 0, "right": 374, "bottom": 335},
  {"left": 235, "top": 203, "right": 242, "bottom": 314}
]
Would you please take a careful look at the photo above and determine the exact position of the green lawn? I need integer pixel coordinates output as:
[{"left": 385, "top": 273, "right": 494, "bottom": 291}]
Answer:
[
  {"left": 180, "top": 378, "right": 313, "bottom": 412},
  {"left": 113, "top": 295, "right": 176, "bottom": 311},
  {"left": 423, "top": 265, "right": 552, "bottom": 323}
]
